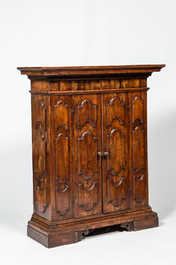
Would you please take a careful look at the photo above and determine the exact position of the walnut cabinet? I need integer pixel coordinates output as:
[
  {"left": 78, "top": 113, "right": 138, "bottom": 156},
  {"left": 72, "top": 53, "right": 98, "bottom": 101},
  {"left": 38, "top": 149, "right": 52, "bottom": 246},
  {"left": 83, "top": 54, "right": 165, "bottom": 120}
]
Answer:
[{"left": 18, "top": 64, "right": 165, "bottom": 248}]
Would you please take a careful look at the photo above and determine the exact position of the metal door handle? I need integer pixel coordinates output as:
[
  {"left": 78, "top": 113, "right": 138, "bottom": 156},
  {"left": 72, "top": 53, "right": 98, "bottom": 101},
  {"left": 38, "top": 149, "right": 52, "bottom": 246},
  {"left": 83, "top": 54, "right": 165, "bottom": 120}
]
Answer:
[{"left": 98, "top": 152, "right": 109, "bottom": 157}]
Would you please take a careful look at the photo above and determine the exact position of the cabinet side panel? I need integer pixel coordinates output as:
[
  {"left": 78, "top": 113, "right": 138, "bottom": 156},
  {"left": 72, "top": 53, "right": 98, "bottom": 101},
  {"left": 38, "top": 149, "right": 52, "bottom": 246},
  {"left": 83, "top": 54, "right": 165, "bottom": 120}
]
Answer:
[
  {"left": 128, "top": 92, "right": 148, "bottom": 209},
  {"left": 31, "top": 94, "right": 51, "bottom": 219},
  {"left": 50, "top": 95, "right": 73, "bottom": 221}
]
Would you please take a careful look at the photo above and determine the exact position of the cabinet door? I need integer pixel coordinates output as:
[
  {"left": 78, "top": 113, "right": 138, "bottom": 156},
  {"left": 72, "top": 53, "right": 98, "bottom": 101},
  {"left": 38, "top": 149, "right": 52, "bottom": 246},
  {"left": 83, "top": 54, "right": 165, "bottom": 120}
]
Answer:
[
  {"left": 72, "top": 94, "right": 102, "bottom": 218},
  {"left": 102, "top": 93, "right": 130, "bottom": 213},
  {"left": 51, "top": 95, "right": 74, "bottom": 221},
  {"left": 128, "top": 92, "right": 148, "bottom": 209}
]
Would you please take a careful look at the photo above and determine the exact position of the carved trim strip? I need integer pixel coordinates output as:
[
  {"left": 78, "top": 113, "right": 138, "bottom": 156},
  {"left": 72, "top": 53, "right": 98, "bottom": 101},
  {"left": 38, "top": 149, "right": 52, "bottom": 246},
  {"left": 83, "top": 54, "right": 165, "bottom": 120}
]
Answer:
[
  {"left": 133, "top": 174, "right": 145, "bottom": 203},
  {"left": 78, "top": 182, "right": 98, "bottom": 212},
  {"left": 54, "top": 100, "right": 68, "bottom": 131},
  {"left": 107, "top": 177, "right": 125, "bottom": 187},
  {"left": 55, "top": 133, "right": 69, "bottom": 181},
  {"left": 34, "top": 99, "right": 46, "bottom": 130},
  {"left": 55, "top": 132, "right": 70, "bottom": 216},
  {"left": 106, "top": 97, "right": 125, "bottom": 127},
  {"left": 34, "top": 132, "right": 48, "bottom": 213},
  {"left": 107, "top": 128, "right": 125, "bottom": 176},
  {"left": 79, "top": 181, "right": 98, "bottom": 191},
  {"left": 56, "top": 177, "right": 69, "bottom": 192},
  {"left": 132, "top": 96, "right": 144, "bottom": 124},
  {"left": 78, "top": 172, "right": 97, "bottom": 181},
  {"left": 82, "top": 204, "right": 95, "bottom": 212},
  {"left": 56, "top": 182, "right": 70, "bottom": 216},
  {"left": 77, "top": 131, "right": 98, "bottom": 181},
  {"left": 107, "top": 179, "right": 125, "bottom": 207},
  {"left": 132, "top": 120, "right": 145, "bottom": 173},
  {"left": 34, "top": 132, "right": 47, "bottom": 182},
  {"left": 55, "top": 124, "right": 68, "bottom": 131},
  {"left": 77, "top": 98, "right": 97, "bottom": 129},
  {"left": 35, "top": 121, "right": 44, "bottom": 130},
  {"left": 36, "top": 183, "right": 47, "bottom": 213}
]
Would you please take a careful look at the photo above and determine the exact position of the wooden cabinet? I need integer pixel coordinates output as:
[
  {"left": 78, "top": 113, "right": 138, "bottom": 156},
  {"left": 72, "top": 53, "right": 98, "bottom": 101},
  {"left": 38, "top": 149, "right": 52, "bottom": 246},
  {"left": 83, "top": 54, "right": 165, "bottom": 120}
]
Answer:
[{"left": 18, "top": 64, "right": 165, "bottom": 248}]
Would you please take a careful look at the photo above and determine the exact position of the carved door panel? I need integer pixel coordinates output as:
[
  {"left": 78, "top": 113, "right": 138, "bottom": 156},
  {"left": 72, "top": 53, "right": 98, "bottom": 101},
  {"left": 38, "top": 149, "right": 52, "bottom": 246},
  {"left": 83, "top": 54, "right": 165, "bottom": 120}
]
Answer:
[
  {"left": 128, "top": 92, "right": 148, "bottom": 209},
  {"left": 51, "top": 95, "right": 74, "bottom": 220},
  {"left": 72, "top": 94, "right": 102, "bottom": 218},
  {"left": 102, "top": 93, "right": 129, "bottom": 213}
]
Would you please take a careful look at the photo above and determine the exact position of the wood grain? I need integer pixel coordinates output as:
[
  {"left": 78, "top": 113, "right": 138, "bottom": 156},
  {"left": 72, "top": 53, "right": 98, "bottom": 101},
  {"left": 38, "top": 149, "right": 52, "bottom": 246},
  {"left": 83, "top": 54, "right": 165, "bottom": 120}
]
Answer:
[
  {"left": 102, "top": 93, "right": 129, "bottom": 213},
  {"left": 72, "top": 94, "right": 102, "bottom": 218},
  {"left": 18, "top": 64, "right": 165, "bottom": 247}
]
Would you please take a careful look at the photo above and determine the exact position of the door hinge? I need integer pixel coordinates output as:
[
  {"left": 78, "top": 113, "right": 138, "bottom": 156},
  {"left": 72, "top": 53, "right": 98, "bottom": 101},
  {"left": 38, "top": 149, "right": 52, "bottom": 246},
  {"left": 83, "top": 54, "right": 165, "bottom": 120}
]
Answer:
[
  {"left": 72, "top": 198, "right": 75, "bottom": 204},
  {"left": 127, "top": 105, "right": 130, "bottom": 112},
  {"left": 71, "top": 109, "right": 74, "bottom": 116}
]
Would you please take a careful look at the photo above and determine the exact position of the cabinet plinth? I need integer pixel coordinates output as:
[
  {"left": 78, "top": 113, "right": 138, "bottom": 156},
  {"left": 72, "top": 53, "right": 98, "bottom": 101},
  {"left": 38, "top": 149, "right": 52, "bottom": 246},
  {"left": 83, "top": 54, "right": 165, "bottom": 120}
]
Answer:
[{"left": 18, "top": 64, "right": 165, "bottom": 248}]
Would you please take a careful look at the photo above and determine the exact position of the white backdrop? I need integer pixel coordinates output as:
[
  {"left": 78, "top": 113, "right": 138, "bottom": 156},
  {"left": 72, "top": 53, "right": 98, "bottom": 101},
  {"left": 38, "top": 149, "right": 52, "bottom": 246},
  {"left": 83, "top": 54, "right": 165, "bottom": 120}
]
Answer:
[{"left": 0, "top": 0, "right": 176, "bottom": 264}]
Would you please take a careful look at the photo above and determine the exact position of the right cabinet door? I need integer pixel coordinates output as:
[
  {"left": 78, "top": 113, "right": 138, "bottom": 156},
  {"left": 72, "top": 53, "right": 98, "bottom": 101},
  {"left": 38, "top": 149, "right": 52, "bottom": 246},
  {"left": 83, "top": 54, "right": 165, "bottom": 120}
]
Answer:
[
  {"left": 102, "top": 93, "right": 130, "bottom": 213},
  {"left": 128, "top": 92, "right": 148, "bottom": 209}
]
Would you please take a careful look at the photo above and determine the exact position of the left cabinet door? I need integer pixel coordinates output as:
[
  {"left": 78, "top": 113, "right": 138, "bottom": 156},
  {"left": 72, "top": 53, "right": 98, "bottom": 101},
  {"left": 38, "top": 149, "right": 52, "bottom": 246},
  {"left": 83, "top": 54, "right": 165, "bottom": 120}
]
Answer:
[
  {"left": 72, "top": 94, "right": 102, "bottom": 218},
  {"left": 51, "top": 95, "right": 74, "bottom": 220}
]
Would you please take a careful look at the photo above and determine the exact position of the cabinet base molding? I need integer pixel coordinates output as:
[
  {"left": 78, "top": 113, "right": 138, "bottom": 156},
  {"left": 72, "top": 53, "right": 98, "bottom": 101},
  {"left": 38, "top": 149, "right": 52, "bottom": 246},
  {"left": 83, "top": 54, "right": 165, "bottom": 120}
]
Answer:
[{"left": 27, "top": 208, "right": 158, "bottom": 248}]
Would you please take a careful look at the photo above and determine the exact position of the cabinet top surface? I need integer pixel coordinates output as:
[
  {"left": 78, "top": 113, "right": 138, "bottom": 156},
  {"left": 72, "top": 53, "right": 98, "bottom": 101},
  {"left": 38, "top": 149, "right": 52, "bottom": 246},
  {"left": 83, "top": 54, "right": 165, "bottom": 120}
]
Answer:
[{"left": 17, "top": 64, "right": 165, "bottom": 78}]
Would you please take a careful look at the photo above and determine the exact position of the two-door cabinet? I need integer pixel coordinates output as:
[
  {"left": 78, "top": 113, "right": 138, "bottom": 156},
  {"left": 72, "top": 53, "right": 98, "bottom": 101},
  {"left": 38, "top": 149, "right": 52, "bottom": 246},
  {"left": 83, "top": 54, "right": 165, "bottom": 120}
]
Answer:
[{"left": 18, "top": 64, "right": 165, "bottom": 248}]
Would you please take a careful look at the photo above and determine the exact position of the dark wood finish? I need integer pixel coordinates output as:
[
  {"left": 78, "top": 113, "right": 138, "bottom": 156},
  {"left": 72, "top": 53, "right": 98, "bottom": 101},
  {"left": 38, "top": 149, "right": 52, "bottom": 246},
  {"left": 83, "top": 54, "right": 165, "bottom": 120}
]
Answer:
[
  {"left": 18, "top": 64, "right": 165, "bottom": 248},
  {"left": 72, "top": 94, "right": 102, "bottom": 218},
  {"left": 128, "top": 92, "right": 149, "bottom": 209},
  {"left": 102, "top": 92, "right": 129, "bottom": 213},
  {"left": 17, "top": 65, "right": 165, "bottom": 79},
  {"left": 133, "top": 216, "right": 158, "bottom": 231}
]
